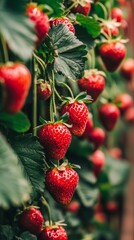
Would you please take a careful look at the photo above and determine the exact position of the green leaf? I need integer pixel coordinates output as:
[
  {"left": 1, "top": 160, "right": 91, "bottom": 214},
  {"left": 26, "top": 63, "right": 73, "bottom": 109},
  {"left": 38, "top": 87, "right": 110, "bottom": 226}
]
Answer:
[
  {"left": 76, "top": 14, "right": 101, "bottom": 38},
  {"left": 0, "top": 134, "right": 31, "bottom": 208},
  {"left": 12, "top": 135, "right": 46, "bottom": 199},
  {"left": 37, "top": 0, "right": 63, "bottom": 17},
  {"left": 0, "top": 225, "right": 14, "bottom": 240},
  {"left": 49, "top": 24, "right": 87, "bottom": 80},
  {"left": 20, "top": 232, "right": 37, "bottom": 240},
  {"left": 75, "top": 25, "right": 96, "bottom": 50},
  {"left": 0, "top": 111, "right": 31, "bottom": 133}
]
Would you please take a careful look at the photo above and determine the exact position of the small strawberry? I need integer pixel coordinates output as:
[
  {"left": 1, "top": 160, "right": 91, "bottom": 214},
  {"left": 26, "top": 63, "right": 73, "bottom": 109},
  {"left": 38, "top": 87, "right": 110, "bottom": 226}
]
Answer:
[
  {"left": 120, "top": 58, "right": 134, "bottom": 81},
  {"left": 114, "top": 93, "right": 133, "bottom": 114},
  {"left": 19, "top": 207, "right": 44, "bottom": 236},
  {"left": 50, "top": 17, "right": 75, "bottom": 33},
  {"left": 100, "top": 42, "right": 126, "bottom": 72},
  {"left": 26, "top": 4, "right": 50, "bottom": 43},
  {"left": 89, "top": 150, "right": 105, "bottom": 177},
  {"left": 64, "top": 200, "right": 80, "bottom": 213},
  {"left": 111, "top": 8, "right": 123, "bottom": 23},
  {"left": 0, "top": 62, "right": 31, "bottom": 114},
  {"left": 124, "top": 106, "right": 134, "bottom": 124},
  {"left": 106, "top": 201, "right": 118, "bottom": 213},
  {"left": 45, "top": 164, "right": 79, "bottom": 205},
  {"left": 82, "top": 116, "right": 93, "bottom": 138},
  {"left": 37, "top": 81, "right": 52, "bottom": 101},
  {"left": 88, "top": 127, "right": 105, "bottom": 150},
  {"left": 94, "top": 212, "right": 106, "bottom": 223},
  {"left": 39, "top": 225, "right": 67, "bottom": 240},
  {"left": 39, "top": 123, "right": 72, "bottom": 161},
  {"left": 99, "top": 103, "right": 120, "bottom": 131},
  {"left": 109, "top": 147, "right": 122, "bottom": 159},
  {"left": 78, "top": 70, "right": 105, "bottom": 102},
  {"left": 72, "top": 0, "right": 91, "bottom": 16},
  {"left": 102, "top": 25, "right": 119, "bottom": 37}
]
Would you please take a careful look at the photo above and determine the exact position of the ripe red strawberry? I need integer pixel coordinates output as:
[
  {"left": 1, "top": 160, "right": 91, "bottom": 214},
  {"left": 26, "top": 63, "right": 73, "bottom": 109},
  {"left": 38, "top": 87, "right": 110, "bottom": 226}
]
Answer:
[
  {"left": 0, "top": 63, "right": 31, "bottom": 114},
  {"left": 100, "top": 42, "right": 126, "bottom": 72},
  {"left": 78, "top": 70, "right": 105, "bottom": 102},
  {"left": 19, "top": 207, "right": 44, "bottom": 236},
  {"left": 37, "top": 81, "right": 51, "bottom": 100},
  {"left": 99, "top": 103, "right": 120, "bottom": 131},
  {"left": 60, "top": 101, "right": 89, "bottom": 136},
  {"left": 111, "top": 8, "right": 123, "bottom": 23},
  {"left": 72, "top": 0, "right": 91, "bottom": 16},
  {"left": 89, "top": 150, "right": 105, "bottom": 177},
  {"left": 124, "top": 106, "right": 134, "bottom": 124},
  {"left": 39, "top": 226, "right": 67, "bottom": 240},
  {"left": 64, "top": 201, "right": 80, "bottom": 213},
  {"left": 102, "top": 25, "right": 119, "bottom": 37},
  {"left": 94, "top": 212, "right": 106, "bottom": 223},
  {"left": 88, "top": 127, "right": 105, "bottom": 150},
  {"left": 106, "top": 201, "right": 118, "bottom": 213},
  {"left": 39, "top": 123, "right": 72, "bottom": 161},
  {"left": 109, "top": 147, "right": 122, "bottom": 159},
  {"left": 26, "top": 4, "right": 50, "bottom": 43},
  {"left": 50, "top": 17, "right": 75, "bottom": 33},
  {"left": 82, "top": 116, "right": 93, "bottom": 138},
  {"left": 120, "top": 58, "right": 134, "bottom": 80},
  {"left": 114, "top": 93, "right": 133, "bottom": 114},
  {"left": 45, "top": 166, "right": 79, "bottom": 205}
]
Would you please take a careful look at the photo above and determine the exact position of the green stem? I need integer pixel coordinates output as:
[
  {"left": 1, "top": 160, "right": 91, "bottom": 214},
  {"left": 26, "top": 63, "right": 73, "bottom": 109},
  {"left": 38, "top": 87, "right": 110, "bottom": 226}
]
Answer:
[
  {"left": 1, "top": 34, "right": 8, "bottom": 63},
  {"left": 96, "top": 2, "right": 108, "bottom": 20},
  {"left": 33, "top": 52, "right": 46, "bottom": 76},
  {"left": 33, "top": 57, "right": 38, "bottom": 136},
  {"left": 41, "top": 196, "right": 52, "bottom": 226},
  {"left": 52, "top": 71, "right": 57, "bottom": 116},
  {"left": 58, "top": 82, "right": 74, "bottom": 98},
  {"left": 90, "top": 49, "right": 96, "bottom": 69},
  {"left": 64, "top": 2, "right": 77, "bottom": 15},
  {"left": 54, "top": 88, "right": 63, "bottom": 101}
]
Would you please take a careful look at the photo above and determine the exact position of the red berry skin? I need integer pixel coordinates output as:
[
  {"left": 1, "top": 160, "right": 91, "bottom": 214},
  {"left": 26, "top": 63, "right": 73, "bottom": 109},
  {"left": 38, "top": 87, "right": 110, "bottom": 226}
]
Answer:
[
  {"left": 72, "top": 1, "right": 91, "bottom": 16},
  {"left": 115, "top": 93, "right": 133, "bottom": 114},
  {"left": 120, "top": 58, "right": 134, "bottom": 80},
  {"left": 111, "top": 8, "right": 123, "bottom": 23},
  {"left": 60, "top": 101, "right": 89, "bottom": 136},
  {"left": 109, "top": 147, "right": 122, "bottom": 159},
  {"left": 39, "top": 226, "right": 68, "bottom": 240},
  {"left": 90, "top": 150, "right": 105, "bottom": 177},
  {"left": 78, "top": 74, "right": 105, "bottom": 102},
  {"left": 99, "top": 103, "right": 120, "bottom": 131},
  {"left": 102, "top": 26, "right": 119, "bottom": 37},
  {"left": 82, "top": 117, "right": 94, "bottom": 138},
  {"left": 39, "top": 123, "right": 72, "bottom": 161},
  {"left": 0, "top": 63, "right": 31, "bottom": 114},
  {"left": 26, "top": 4, "right": 50, "bottom": 43},
  {"left": 100, "top": 42, "right": 126, "bottom": 72},
  {"left": 106, "top": 201, "right": 118, "bottom": 213},
  {"left": 124, "top": 107, "right": 134, "bottom": 124},
  {"left": 51, "top": 18, "right": 75, "bottom": 33},
  {"left": 45, "top": 167, "right": 79, "bottom": 205},
  {"left": 19, "top": 208, "right": 44, "bottom": 236},
  {"left": 95, "top": 212, "right": 106, "bottom": 223},
  {"left": 65, "top": 201, "right": 80, "bottom": 213},
  {"left": 37, "top": 82, "right": 51, "bottom": 100},
  {"left": 88, "top": 127, "right": 105, "bottom": 150}
]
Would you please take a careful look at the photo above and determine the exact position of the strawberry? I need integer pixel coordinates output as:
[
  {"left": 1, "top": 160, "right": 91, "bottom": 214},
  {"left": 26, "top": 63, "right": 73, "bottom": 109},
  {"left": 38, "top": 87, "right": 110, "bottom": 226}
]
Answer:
[
  {"left": 100, "top": 42, "right": 126, "bottom": 72},
  {"left": 82, "top": 116, "right": 93, "bottom": 138},
  {"left": 114, "top": 93, "right": 133, "bottom": 114},
  {"left": 72, "top": 0, "right": 91, "bottom": 16},
  {"left": 94, "top": 212, "right": 106, "bottom": 223},
  {"left": 0, "top": 63, "right": 31, "bottom": 114},
  {"left": 64, "top": 200, "right": 80, "bottom": 213},
  {"left": 37, "top": 81, "right": 52, "bottom": 100},
  {"left": 120, "top": 58, "right": 134, "bottom": 80},
  {"left": 50, "top": 17, "right": 75, "bottom": 33},
  {"left": 106, "top": 201, "right": 118, "bottom": 213},
  {"left": 19, "top": 207, "right": 44, "bottom": 236},
  {"left": 89, "top": 150, "right": 105, "bottom": 177},
  {"left": 99, "top": 103, "right": 120, "bottom": 131},
  {"left": 78, "top": 70, "right": 105, "bottom": 102},
  {"left": 102, "top": 25, "right": 119, "bottom": 37},
  {"left": 109, "top": 147, "right": 122, "bottom": 159},
  {"left": 88, "top": 127, "right": 105, "bottom": 150},
  {"left": 124, "top": 106, "right": 134, "bottom": 124},
  {"left": 39, "top": 123, "right": 72, "bottom": 161},
  {"left": 39, "top": 225, "right": 67, "bottom": 240},
  {"left": 60, "top": 100, "right": 89, "bottom": 136},
  {"left": 111, "top": 8, "right": 123, "bottom": 23},
  {"left": 45, "top": 165, "right": 79, "bottom": 205},
  {"left": 26, "top": 4, "right": 50, "bottom": 43}
]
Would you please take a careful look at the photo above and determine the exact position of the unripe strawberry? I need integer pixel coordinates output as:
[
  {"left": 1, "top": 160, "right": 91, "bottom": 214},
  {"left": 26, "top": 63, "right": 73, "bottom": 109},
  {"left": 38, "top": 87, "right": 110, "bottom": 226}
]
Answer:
[
  {"left": 72, "top": 1, "right": 91, "bottom": 16},
  {"left": 89, "top": 150, "right": 105, "bottom": 177},
  {"left": 39, "top": 225, "right": 68, "bottom": 240},
  {"left": 37, "top": 81, "right": 51, "bottom": 100},
  {"left": 50, "top": 17, "right": 75, "bottom": 33}
]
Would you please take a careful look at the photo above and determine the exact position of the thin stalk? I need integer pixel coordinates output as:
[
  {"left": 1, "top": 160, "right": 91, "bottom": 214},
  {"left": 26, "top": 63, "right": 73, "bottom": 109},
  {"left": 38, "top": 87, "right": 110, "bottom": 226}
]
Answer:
[
  {"left": 96, "top": 2, "right": 108, "bottom": 20},
  {"left": 64, "top": 2, "right": 76, "bottom": 15},
  {"left": 90, "top": 49, "right": 96, "bottom": 69},
  {"left": 41, "top": 196, "right": 52, "bottom": 226},
  {"left": 1, "top": 34, "right": 8, "bottom": 63},
  {"left": 54, "top": 88, "right": 63, "bottom": 101},
  {"left": 33, "top": 57, "right": 38, "bottom": 136},
  {"left": 52, "top": 70, "right": 57, "bottom": 116},
  {"left": 58, "top": 82, "right": 74, "bottom": 98}
]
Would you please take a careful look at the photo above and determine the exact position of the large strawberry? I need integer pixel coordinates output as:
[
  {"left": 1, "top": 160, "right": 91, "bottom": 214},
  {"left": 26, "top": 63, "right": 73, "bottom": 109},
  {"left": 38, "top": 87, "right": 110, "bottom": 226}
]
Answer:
[
  {"left": 100, "top": 41, "right": 126, "bottom": 72},
  {"left": 45, "top": 164, "right": 79, "bottom": 205},
  {"left": 78, "top": 70, "right": 105, "bottom": 102},
  {"left": 37, "top": 81, "right": 52, "bottom": 101},
  {"left": 39, "top": 123, "right": 72, "bottom": 161},
  {"left": 0, "top": 63, "right": 31, "bottom": 114},
  {"left": 114, "top": 93, "right": 133, "bottom": 114},
  {"left": 39, "top": 225, "right": 67, "bottom": 240},
  {"left": 89, "top": 150, "right": 105, "bottom": 177},
  {"left": 26, "top": 3, "right": 50, "bottom": 43},
  {"left": 111, "top": 8, "right": 123, "bottom": 23},
  {"left": 88, "top": 127, "right": 105, "bottom": 150},
  {"left": 99, "top": 103, "right": 120, "bottom": 131},
  {"left": 19, "top": 207, "right": 44, "bottom": 236},
  {"left": 120, "top": 58, "right": 134, "bottom": 81},
  {"left": 72, "top": 0, "right": 91, "bottom": 16},
  {"left": 50, "top": 17, "right": 75, "bottom": 33}
]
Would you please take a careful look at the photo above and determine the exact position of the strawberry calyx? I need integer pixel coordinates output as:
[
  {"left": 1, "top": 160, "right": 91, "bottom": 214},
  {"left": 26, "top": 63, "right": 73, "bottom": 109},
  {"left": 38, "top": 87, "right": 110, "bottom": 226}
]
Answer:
[
  {"left": 48, "top": 160, "right": 81, "bottom": 172},
  {"left": 83, "top": 69, "right": 106, "bottom": 78},
  {"left": 38, "top": 114, "right": 72, "bottom": 129},
  {"left": 44, "top": 220, "right": 67, "bottom": 228},
  {"left": 61, "top": 91, "right": 93, "bottom": 105},
  {"left": 71, "top": 0, "right": 91, "bottom": 7},
  {"left": 97, "top": 36, "right": 129, "bottom": 45},
  {"left": 100, "top": 19, "right": 121, "bottom": 29}
]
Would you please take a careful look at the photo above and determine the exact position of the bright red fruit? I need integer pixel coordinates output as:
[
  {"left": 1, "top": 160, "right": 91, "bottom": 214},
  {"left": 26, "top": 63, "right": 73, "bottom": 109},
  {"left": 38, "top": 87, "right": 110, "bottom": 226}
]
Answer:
[
  {"left": 90, "top": 150, "right": 105, "bottom": 177},
  {"left": 78, "top": 70, "right": 105, "bottom": 101},
  {"left": 26, "top": 4, "right": 50, "bottom": 43},
  {"left": 65, "top": 201, "right": 80, "bottom": 213},
  {"left": 82, "top": 117, "right": 93, "bottom": 138},
  {"left": 60, "top": 101, "right": 89, "bottom": 136},
  {"left": 111, "top": 8, "right": 123, "bottom": 23},
  {"left": 72, "top": 1, "right": 91, "bottom": 16},
  {"left": 115, "top": 93, "right": 133, "bottom": 114},
  {"left": 120, "top": 58, "right": 134, "bottom": 80},
  {"left": 100, "top": 42, "right": 126, "bottom": 72},
  {"left": 124, "top": 106, "right": 134, "bottom": 124},
  {"left": 39, "top": 226, "right": 68, "bottom": 240},
  {"left": 19, "top": 208, "right": 43, "bottom": 236},
  {"left": 102, "top": 25, "right": 119, "bottom": 37},
  {"left": 99, "top": 103, "right": 120, "bottom": 131},
  {"left": 45, "top": 166, "right": 79, "bottom": 205},
  {"left": 88, "top": 127, "right": 105, "bottom": 150},
  {"left": 51, "top": 17, "right": 75, "bottom": 33},
  {"left": 37, "top": 82, "right": 52, "bottom": 100},
  {"left": 39, "top": 123, "right": 72, "bottom": 161},
  {"left": 0, "top": 63, "right": 31, "bottom": 114}
]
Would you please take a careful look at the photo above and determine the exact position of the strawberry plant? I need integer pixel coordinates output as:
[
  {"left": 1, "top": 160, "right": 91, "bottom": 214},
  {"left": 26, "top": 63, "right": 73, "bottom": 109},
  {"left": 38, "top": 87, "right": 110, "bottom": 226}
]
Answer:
[{"left": 0, "top": 0, "right": 132, "bottom": 239}]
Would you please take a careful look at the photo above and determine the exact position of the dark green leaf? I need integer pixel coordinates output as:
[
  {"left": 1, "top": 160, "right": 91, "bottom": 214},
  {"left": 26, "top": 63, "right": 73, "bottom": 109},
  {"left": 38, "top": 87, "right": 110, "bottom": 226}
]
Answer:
[
  {"left": 76, "top": 91, "right": 87, "bottom": 101},
  {"left": 0, "top": 225, "right": 14, "bottom": 240},
  {"left": 75, "top": 25, "right": 96, "bottom": 49},
  {"left": 37, "top": 0, "right": 63, "bottom": 17},
  {"left": 60, "top": 112, "right": 69, "bottom": 122},
  {"left": 20, "top": 232, "right": 37, "bottom": 240}
]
